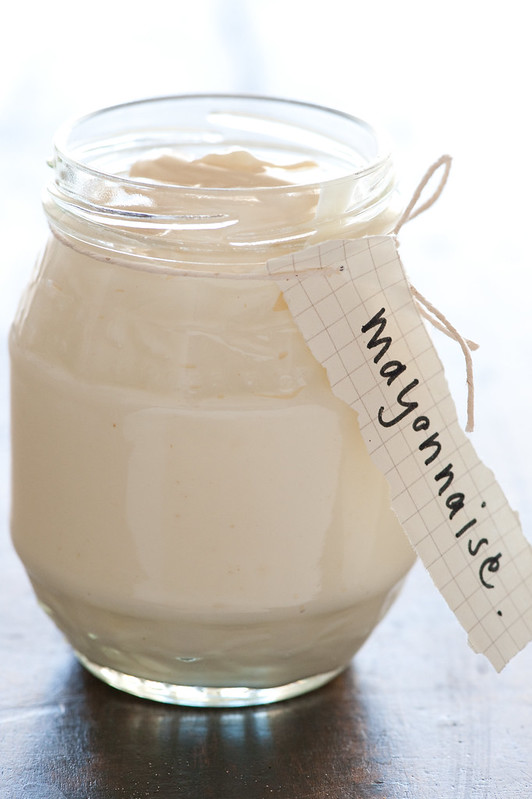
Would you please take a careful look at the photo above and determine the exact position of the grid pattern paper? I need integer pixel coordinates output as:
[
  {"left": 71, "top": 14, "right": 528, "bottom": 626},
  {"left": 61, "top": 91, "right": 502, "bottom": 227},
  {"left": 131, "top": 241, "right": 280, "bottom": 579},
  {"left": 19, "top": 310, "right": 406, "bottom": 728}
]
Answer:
[{"left": 267, "top": 236, "right": 532, "bottom": 671}]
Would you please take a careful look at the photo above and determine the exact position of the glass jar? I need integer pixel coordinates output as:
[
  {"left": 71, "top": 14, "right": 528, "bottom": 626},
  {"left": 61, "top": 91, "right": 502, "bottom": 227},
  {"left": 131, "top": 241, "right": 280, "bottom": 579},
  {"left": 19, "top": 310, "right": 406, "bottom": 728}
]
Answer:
[{"left": 10, "top": 95, "right": 416, "bottom": 707}]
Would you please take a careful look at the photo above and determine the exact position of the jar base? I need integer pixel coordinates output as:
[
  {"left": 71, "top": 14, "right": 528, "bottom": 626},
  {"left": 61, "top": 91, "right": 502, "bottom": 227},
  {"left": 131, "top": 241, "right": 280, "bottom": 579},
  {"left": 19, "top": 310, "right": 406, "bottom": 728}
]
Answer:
[{"left": 74, "top": 650, "right": 344, "bottom": 707}]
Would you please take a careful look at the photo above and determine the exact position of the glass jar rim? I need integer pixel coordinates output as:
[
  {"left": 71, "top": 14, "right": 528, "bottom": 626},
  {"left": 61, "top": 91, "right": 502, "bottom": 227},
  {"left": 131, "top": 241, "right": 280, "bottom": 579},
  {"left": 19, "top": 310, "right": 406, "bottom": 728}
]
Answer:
[
  {"left": 50, "top": 93, "right": 393, "bottom": 196},
  {"left": 44, "top": 94, "right": 399, "bottom": 273}
]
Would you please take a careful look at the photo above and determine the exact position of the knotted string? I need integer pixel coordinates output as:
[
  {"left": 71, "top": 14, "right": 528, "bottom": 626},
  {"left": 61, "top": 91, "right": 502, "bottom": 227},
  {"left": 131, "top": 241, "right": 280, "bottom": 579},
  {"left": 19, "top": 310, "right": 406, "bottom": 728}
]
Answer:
[{"left": 395, "top": 155, "right": 477, "bottom": 432}]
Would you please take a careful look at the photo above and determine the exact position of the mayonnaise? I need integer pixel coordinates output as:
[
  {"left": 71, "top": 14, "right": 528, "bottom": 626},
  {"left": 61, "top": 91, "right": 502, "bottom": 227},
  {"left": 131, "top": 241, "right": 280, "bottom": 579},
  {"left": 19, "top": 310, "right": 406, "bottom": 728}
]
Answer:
[{"left": 10, "top": 97, "right": 415, "bottom": 705}]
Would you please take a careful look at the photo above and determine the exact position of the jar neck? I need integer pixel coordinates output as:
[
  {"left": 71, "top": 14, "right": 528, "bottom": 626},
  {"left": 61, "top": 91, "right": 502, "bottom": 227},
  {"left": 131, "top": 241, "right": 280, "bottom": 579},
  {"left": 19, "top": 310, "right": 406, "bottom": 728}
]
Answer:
[{"left": 43, "top": 95, "right": 400, "bottom": 272}]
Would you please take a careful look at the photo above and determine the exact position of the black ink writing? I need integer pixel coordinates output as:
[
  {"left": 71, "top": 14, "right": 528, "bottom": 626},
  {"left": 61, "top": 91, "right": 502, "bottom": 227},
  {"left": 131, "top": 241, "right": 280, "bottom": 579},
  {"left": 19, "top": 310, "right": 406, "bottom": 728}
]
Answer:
[
  {"left": 419, "top": 432, "right": 442, "bottom": 465},
  {"left": 361, "top": 307, "right": 392, "bottom": 363},
  {"left": 480, "top": 553, "right": 502, "bottom": 589},
  {"left": 377, "top": 379, "right": 420, "bottom": 427},
  {"left": 362, "top": 306, "right": 502, "bottom": 598},
  {"left": 468, "top": 538, "right": 488, "bottom": 557}
]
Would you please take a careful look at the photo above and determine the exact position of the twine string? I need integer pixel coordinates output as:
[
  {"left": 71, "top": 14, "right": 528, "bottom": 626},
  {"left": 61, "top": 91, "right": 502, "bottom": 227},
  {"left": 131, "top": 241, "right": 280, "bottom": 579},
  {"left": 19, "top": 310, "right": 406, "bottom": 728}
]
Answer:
[
  {"left": 393, "top": 154, "right": 453, "bottom": 234},
  {"left": 410, "top": 285, "right": 477, "bottom": 433},
  {"left": 395, "top": 154, "right": 477, "bottom": 432}
]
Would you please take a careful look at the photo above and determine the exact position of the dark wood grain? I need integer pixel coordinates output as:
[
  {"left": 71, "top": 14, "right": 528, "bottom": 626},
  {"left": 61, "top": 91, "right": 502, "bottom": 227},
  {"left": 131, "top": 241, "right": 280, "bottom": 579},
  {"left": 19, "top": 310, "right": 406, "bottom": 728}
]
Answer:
[{"left": 2, "top": 524, "right": 531, "bottom": 799}]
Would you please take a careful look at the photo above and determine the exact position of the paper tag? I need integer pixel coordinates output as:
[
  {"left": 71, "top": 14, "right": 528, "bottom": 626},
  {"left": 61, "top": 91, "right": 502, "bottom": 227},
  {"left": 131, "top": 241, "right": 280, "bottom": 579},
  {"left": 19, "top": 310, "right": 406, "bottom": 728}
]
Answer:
[{"left": 267, "top": 235, "right": 532, "bottom": 671}]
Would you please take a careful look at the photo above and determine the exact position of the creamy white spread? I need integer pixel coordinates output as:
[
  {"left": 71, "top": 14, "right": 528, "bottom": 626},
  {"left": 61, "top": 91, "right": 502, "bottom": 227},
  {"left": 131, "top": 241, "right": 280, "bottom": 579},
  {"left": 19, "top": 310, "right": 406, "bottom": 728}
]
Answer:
[
  {"left": 129, "top": 149, "right": 318, "bottom": 187},
  {"left": 10, "top": 149, "right": 414, "bottom": 689}
]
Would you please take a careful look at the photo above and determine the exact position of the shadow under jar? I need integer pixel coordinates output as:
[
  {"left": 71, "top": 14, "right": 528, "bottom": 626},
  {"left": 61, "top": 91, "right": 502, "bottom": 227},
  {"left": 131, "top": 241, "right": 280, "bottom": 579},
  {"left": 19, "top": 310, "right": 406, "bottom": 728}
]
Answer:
[{"left": 10, "top": 95, "right": 416, "bottom": 707}]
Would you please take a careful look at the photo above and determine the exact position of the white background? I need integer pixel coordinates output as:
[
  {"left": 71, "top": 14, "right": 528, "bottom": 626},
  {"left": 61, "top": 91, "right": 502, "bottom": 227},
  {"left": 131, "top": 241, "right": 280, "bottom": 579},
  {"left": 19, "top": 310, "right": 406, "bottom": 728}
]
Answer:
[{"left": 1, "top": 0, "right": 531, "bottom": 530}]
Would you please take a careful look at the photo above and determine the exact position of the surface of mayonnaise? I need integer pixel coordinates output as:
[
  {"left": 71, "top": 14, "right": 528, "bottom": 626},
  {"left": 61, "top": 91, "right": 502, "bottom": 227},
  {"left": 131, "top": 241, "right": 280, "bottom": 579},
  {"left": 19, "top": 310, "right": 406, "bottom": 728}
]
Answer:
[{"left": 10, "top": 149, "right": 415, "bottom": 694}]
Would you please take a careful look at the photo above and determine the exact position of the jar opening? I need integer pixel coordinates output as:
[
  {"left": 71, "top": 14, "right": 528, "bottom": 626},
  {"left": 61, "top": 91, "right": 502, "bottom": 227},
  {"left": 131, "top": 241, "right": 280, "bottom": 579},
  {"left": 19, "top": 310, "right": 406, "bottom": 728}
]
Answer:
[
  {"left": 44, "top": 94, "right": 399, "bottom": 271},
  {"left": 52, "top": 94, "right": 391, "bottom": 193}
]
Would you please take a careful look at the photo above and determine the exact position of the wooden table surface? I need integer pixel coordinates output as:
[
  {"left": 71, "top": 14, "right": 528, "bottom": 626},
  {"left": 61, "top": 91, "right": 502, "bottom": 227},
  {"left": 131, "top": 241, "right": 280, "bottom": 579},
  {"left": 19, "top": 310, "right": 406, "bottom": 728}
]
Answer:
[{"left": 2, "top": 522, "right": 531, "bottom": 799}]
